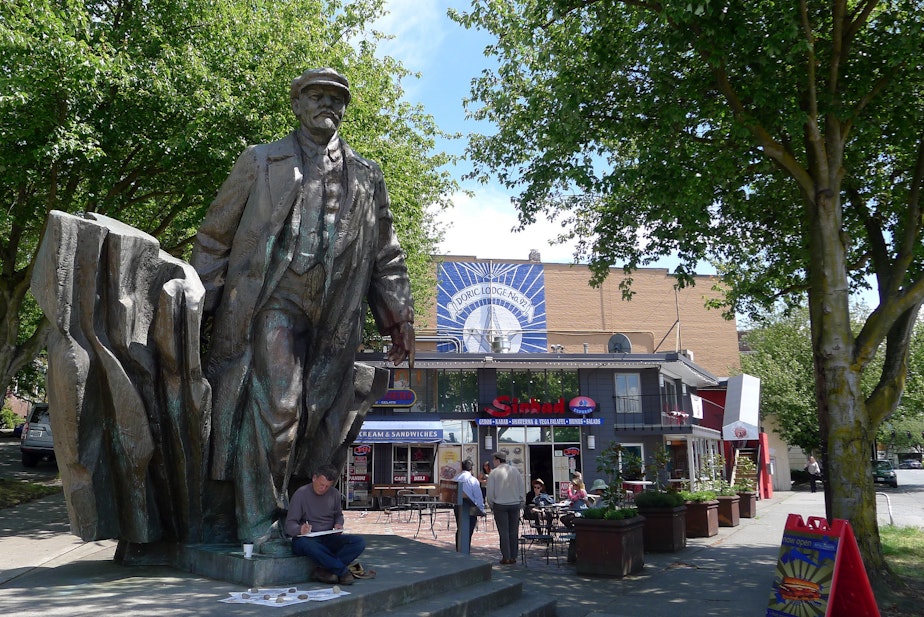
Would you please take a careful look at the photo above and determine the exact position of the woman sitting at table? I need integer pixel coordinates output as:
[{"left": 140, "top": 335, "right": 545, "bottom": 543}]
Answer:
[{"left": 564, "top": 477, "right": 589, "bottom": 512}]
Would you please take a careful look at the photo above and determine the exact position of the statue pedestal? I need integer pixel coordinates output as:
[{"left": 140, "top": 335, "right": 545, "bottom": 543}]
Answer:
[{"left": 116, "top": 540, "right": 316, "bottom": 587}]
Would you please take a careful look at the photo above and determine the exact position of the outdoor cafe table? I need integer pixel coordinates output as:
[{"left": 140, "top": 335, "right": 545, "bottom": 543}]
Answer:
[
  {"left": 531, "top": 502, "right": 570, "bottom": 534},
  {"left": 623, "top": 480, "right": 654, "bottom": 493},
  {"left": 410, "top": 500, "right": 455, "bottom": 539}
]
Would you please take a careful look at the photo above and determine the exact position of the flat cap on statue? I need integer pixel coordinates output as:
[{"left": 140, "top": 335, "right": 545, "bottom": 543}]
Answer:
[{"left": 290, "top": 67, "right": 351, "bottom": 104}]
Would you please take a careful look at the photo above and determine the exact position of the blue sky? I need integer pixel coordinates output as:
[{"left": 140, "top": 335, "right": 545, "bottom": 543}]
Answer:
[
  {"left": 369, "top": 2, "right": 880, "bottom": 314},
  {"left": 371, "top": 1, "right": 590, "bottom": 264}
]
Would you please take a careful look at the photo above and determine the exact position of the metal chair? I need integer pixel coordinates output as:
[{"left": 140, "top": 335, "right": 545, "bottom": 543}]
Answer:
[{"left": 518, "top": 514, "right": 556, "bottom": 567}]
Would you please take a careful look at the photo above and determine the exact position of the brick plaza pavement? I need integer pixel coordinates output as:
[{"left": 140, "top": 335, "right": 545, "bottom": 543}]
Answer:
[{"left": 342, "top": 506, "right": 568, "bottom": 572}]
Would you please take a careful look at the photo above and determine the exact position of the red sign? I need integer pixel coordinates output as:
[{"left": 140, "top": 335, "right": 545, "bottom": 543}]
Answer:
[
  {"left": 767, "top": 515, "right": 879, "bottom": 616},
  {"left": 484, "top": 396, "right": 566, "bottom": 417},
  {"left": 568, "top": 396, "right": 597, "bottom": 415},
  {"left": 562, "top": 447, "right": 581, "bottom": 457},
  {"left": 411, "top": 474, "right": 430, "bottom": 482},
  {"left": 349, "top": 475, "right": 369, "bottom": 482},
  {"left": 375, "top": 389, "right": 417, "bottom": 407},
  {"left": 353, "top": 445, "right": 372, "bottom": 455}
]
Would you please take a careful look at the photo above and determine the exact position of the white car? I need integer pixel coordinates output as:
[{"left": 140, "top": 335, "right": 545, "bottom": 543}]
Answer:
[{"left": 19, "top": 403, "right": 55, "bottom": 467}]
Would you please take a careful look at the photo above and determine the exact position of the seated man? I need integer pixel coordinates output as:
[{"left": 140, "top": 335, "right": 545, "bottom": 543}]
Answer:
[{"left": 285, "top": 464, "right": 365, "bottom": 585}]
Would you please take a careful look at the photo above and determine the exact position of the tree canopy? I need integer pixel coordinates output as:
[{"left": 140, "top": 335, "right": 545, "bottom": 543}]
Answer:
[
  {"left": 1, "top": 0, "right": 455, "bottom": 395},
  {"left": 452, "top": 0, "right": 924, "bottom": 585},
  {"left": 741, "top": 306, "right": 924, "bottom": 456}
]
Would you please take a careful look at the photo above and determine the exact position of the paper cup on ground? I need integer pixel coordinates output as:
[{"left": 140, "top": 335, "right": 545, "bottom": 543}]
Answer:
[{"left": 243, "top": 543, "right": 254, "bottom": 559}]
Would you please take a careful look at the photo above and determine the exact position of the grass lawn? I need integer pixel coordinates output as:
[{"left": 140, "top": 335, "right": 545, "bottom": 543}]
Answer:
[
  {"left": 881, "top": 525, "right": 924, "bottom": 578},
  {"left": 879, "top": 525, "right": 924, "bottom": 616},
  {"left": 0, "top": 477, "right": 61, "bottom": 509}
]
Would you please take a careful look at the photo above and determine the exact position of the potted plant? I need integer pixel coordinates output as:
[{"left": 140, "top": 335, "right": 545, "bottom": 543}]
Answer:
[
  {"left": 734, "top": 456, "right": 758, "bottom": 518},
  {"left": 634, "top": 489, "right": 686, "bottom": 552},
  {"left": 679, "top": 489, "right": 719, "bottom": 537},
  {"left": 715, "top": 482, "right": 740, "bottom": 527},
  {"left": 571, "top": 441, "right": 646, "bottom": 577},
  {"left": 573, "top": 505, "right": 645, "bottom": 577}
]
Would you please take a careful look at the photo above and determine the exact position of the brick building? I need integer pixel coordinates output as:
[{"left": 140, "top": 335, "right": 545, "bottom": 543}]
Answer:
[{"left": 345, "top": 255, "right": 763, "bottom": 509}]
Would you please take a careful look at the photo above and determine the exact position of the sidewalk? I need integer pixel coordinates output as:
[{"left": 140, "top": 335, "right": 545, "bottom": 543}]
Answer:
[
  {"left": 0, "top": 488, "right": 846, "bottom": 616},
  {"left": 348, "top": 491, "right": 829, "bottom": 616}
]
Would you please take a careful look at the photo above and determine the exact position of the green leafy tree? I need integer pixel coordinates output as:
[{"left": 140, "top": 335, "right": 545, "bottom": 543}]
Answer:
[
  {"left": 452, "top": 0, "right": 924, "bottom": 582},
  {"left": 1, "top": 0, "right": 454, "bottom": 395},
  {"left": 740, "top": 308, "right": 820, "bottom": 454},
  {"left": 742, "top": 307, "right": 924, "bottom": 458}
]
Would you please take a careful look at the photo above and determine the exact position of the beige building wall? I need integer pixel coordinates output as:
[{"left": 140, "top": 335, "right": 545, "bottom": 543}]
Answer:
[{"left": 418, "top": 256, "right": 740, "bottom": 378}]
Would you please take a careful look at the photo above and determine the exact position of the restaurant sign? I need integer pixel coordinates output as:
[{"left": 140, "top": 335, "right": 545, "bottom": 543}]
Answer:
[
  {"left": 375, "top": 388, "right": 417, "bottom": 407},
  {"left": 568, "top": 396, "right": 597, "bottom": 415},
  {"left": 477, "top": 417, "right": 603, "bottom": 426},
  {"left": 483, "top": 395, "right": 598, "bottom": 421}
]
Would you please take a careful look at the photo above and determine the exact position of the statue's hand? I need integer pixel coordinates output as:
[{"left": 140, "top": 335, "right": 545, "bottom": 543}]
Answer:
[{"left": 386, "top": 322, "right": 415, "bottom": 368}]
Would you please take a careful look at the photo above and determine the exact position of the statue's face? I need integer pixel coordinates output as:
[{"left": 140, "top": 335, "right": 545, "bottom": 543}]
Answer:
[{"left": 293, "top": 84, "right": 346, "bottom": 143}]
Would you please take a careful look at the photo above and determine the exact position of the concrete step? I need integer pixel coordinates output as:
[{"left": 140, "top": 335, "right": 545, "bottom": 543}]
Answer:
[
  {"left": 379, "top": 577, "right": 523, "bottom": 617},
  {"left": 216, "top": 535, "right": 504, "bottom": 617},
  {"left": 481, "top": 586, "right": 558, "bottom": 617}
]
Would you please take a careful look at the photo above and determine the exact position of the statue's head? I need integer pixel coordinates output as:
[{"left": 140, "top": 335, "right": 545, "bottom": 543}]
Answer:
[{"left": 290, "top": 68, "right": 351, "bottom": 143}]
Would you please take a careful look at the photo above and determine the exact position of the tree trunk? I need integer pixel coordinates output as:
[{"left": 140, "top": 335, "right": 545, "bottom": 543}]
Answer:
[
  {"left": 0, "top": 279, "right": 49, "bottom": 398},
  {"left": 808, "top": 188, "right": 887, "bottom": 585}
]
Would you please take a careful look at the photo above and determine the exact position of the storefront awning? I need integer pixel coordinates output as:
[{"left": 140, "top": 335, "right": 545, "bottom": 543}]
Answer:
[{"left": 355, "top": 420, "right": 444, "bottom": 443}]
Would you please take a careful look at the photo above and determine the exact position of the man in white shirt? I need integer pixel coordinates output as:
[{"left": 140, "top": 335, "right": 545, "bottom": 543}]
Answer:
[
  {"left": 454, "top": 459, "right": 486, "bottom": 546},
  {"left": 486, "top": 451, "right": 525, "bottom": 565}
]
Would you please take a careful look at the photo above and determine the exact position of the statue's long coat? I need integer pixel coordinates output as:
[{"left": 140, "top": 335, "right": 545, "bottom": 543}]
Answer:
[{"left": 192, "top": 131, "right": 412, "bottom": 483}]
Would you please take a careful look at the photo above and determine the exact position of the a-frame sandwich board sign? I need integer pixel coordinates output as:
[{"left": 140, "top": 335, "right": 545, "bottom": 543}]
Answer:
[{"left": 767, "top": 514, "right": 879, "bottom": 617}]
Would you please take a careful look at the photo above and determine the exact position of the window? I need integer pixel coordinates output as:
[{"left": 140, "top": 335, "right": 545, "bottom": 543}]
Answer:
[
  {"left": 393, "top": 369, "right": 477, "bottom": 414},
  {"left": 615, "top": 373, "right": 641, "bottom": 413},
  {"left": 436, "top": 370, "right": 478, "bottom": 414},
  {"left": 620, "top": 443, "right": 644, "bottom": 480},
  {"left": 496, "top": 369, "right": 578, "bottom": 401},
  {"left": 392, "top": 445, "right": 435, "bottom": 483},
  {"left": 553, "top": 426, "right": 581, "bottom": 443},
  {"left": 441, "top": 419, "right": 475, "bottom": 444},
  {"left": 663, "top": 378, "right": 679, "bottom": 412}
]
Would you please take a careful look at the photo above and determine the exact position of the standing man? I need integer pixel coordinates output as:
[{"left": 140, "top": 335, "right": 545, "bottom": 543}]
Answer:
[
  {"left": 285, "top": 465, "right": 364, "bottom": 585},
  {"left": 192, "top": 67, "right": 415, "bottom": 544},
  {"left": 486, "top": 451, "right": 525, "bottom": 565},
  {"left": 454, "top": 459, "right": 486, "bottom": 547}
]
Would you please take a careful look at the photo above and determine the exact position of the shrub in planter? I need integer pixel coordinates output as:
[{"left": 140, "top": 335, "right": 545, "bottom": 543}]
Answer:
[
  {"left": 582, "top": 505, "right": 639, "bottom": 520},
  {"left": 573, "top": 506, "right": 645, "bottom": 577},
  {"left": 679, "top": 490, "right": 718, "bottom": 538},
  {"left": 679, "top": 490, "right": 717, "bottom": 503},
  {"left": 734, "top": 456, "right": 759, "bottom": 518},
  {"left": 634, "top": 491, "right": 686, "bottom": 552},
  {"left": 715, "top": 484, "right": 740, "bottom": 527},
  {"left": 634, "top": 490, "right": 685, "bottom": 509}
]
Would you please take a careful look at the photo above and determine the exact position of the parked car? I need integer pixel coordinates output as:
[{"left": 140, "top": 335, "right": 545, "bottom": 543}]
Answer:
[
  {"left": 872, "top": 460, "right": 898, "bottom": 488},
  {"left": 899, "top": 458, "right": 923, "bottom": 469},
  {"left": 19, "top": 403, "right": 55, "bottom": 467}
]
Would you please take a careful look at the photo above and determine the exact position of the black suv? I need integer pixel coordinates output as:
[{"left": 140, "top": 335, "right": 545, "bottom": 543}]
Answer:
[{"left": 19, "top": 403, "right": 55, "bottom": 467}]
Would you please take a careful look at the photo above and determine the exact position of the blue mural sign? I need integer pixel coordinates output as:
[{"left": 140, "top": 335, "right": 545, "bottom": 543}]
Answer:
[{"left": 437, "top": 262, "right": 548, "bottom": 353}]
